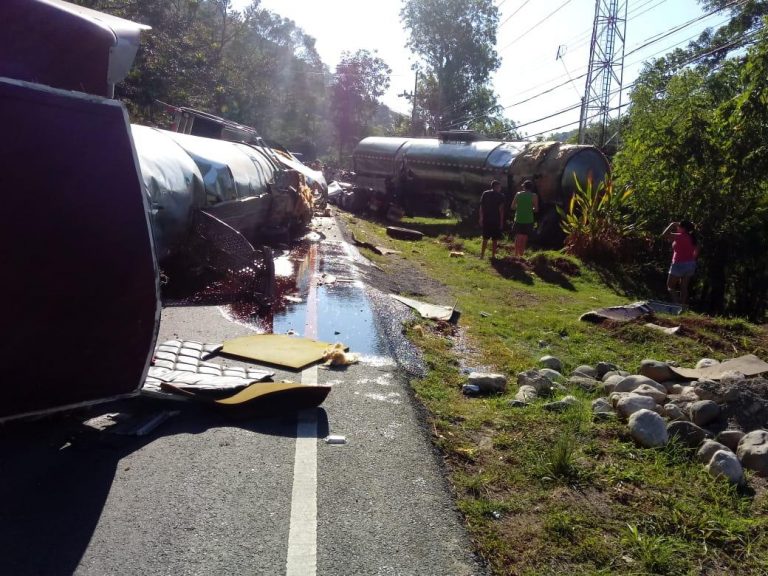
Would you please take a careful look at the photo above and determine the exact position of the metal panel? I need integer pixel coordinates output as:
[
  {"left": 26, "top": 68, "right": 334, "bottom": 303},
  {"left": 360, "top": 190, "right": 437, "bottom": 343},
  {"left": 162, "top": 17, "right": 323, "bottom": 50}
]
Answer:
[
  {"left": 0, "top": 0, "right": 149, "bottom": 98},
  {"left": 131, "top": 125, "right": 206, "bottom": 262},
  {"left": 0, "top": 77, "right": 160, "bottom": 420}
]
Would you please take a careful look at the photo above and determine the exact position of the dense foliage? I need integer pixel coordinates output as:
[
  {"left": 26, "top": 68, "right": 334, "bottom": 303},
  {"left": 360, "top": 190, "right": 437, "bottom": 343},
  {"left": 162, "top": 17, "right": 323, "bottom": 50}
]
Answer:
[
  {"left": 71, "top": 0, "right": 398, "bottom": 161},
  {"left": 614, "top": 25, "right": 768, "bottom": 319},
  {"left": 331, "top": 50, "right": 392, "bottom": 161},
  {"left": 400, "top": 0, "right": 517, "bottom": 136}
]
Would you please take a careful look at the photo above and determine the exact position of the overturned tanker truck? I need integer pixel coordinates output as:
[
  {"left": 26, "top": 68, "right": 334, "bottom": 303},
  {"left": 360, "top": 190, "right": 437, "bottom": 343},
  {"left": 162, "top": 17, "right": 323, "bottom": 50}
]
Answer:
[
  {"left": 0, "top": 0, "right": 325, "bottom": 421},
  {"left": 353, "top": 131, "right": 610, "bottom": 245},
  {"left": 132, "top": 124, "right": 325, "bottom": 292}
]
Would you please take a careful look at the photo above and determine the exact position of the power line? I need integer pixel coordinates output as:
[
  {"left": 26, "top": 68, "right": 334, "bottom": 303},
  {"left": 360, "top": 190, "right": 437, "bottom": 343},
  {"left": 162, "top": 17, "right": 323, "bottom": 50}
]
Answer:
[
  {"left": 449, "top": 0, "right": 750, "bottom": 131},
  {"left": 499, "top": 0, "right": 574, "bottom": 50},
  {"left": 516, "top": 26, "right": 762, "bottom": 139},
  {"left": 498, "top": 0, "right": 531, "bottom": 29}
]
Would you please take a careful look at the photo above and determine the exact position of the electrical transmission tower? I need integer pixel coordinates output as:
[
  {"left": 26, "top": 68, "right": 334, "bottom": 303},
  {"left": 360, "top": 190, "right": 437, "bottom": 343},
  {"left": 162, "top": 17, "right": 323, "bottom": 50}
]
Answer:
[{"left": 578, "top": 0, "right": 628, "bottom": 148}]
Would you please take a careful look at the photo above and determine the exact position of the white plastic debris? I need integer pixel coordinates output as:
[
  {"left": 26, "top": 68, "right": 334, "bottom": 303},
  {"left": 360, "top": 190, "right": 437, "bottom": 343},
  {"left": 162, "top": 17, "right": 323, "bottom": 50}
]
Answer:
[{"left": 325, "top": 435, "right": 347, "bottom": 445}]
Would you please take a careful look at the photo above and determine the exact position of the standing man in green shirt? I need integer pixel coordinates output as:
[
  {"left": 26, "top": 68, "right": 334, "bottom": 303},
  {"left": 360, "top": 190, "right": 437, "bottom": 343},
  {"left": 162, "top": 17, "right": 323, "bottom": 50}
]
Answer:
[{"left": 511, "top": 179, "right": 539, "bottom": 257}]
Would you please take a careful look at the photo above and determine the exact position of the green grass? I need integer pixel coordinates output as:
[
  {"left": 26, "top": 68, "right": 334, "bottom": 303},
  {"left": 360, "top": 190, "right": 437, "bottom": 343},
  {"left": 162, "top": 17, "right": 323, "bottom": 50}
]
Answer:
[{"left": 344, "top": 213, "right": 768, "bottom": 576}]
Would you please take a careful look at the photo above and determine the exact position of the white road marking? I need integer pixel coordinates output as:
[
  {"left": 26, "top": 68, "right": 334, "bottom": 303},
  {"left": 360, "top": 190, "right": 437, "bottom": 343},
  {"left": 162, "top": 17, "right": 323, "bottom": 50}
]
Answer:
[{"left": 286, "top": 244, "right": 320, "bottom": 576}]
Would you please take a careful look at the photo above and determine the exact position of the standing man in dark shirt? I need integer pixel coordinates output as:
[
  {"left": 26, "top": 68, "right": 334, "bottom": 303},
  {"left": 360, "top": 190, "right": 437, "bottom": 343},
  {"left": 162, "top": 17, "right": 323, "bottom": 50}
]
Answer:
[{"left": 479, "top": 180, "right": 505, "bottom": 260}]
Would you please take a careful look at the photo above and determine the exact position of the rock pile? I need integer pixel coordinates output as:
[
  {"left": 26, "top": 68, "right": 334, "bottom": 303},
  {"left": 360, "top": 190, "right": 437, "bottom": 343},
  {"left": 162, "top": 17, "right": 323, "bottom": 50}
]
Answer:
[{"left": 502, "top": 355, "right": 768, "bottom": 485}]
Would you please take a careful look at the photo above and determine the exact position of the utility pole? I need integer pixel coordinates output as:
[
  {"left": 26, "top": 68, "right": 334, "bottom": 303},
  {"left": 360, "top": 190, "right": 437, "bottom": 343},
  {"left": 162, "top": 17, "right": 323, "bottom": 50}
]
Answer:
[
  {"left": 399, "top": 71, "right": 420, "bottom": 137},
  {"left": 410, "top": 71, "right": 419, "bottom": 136},
  {"left": 578, "top": 0, "right": 628, "bottom": 148}
]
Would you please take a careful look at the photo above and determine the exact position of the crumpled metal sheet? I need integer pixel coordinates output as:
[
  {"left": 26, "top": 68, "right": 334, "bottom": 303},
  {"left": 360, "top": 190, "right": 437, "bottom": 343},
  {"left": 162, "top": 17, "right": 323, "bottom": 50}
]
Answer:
[{"left": 189, "top": 211, "right": 275, "bottom": 298}]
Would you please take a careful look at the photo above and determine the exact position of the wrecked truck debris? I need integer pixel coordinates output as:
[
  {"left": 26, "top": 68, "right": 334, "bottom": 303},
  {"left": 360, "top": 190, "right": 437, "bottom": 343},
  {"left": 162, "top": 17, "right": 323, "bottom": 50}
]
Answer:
[
  {"left": 221, "top": 334, "right": 347, "bottom": 370},
  {"left": 159, "top": 381, "right": 332, "bottom": 414},
  {"left": 671, "top": 354, "right": 768, "bottom": 381},
  {"left": 0, "top": 76, "right": 159, "bottom": 422},
  {"left": 391, "top": 295, "right": 456, "bottom": 322}
]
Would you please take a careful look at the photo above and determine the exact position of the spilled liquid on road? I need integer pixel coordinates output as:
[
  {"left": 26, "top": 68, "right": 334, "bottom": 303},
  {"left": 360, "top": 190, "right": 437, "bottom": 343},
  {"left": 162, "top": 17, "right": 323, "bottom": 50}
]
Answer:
[{"left": 162, "top": 231, "right": 388, "bottom": 358}]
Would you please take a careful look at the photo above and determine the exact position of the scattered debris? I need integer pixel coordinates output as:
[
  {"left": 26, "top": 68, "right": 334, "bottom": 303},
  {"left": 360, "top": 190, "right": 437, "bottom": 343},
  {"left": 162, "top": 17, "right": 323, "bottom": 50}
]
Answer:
[
  {"left": 644, "top": 322, "right": 681, "bottom": 335},
  {"left": 350, "top": 232, "right": 401, "bottom": 256},
  {"left": 317, "top": 272, "right": 337, "bottom": 285},
  {"left": 462, "top": 384, "right": 481, "bottom": 395},
  {"left": 161, "top": 381, "right": 332, "bottom": 412},
  {"left": 386, "top": 226, "right": 424, "bottom": 241},
  {"left": 466, "top": 372, "right": 507, "bottom": 394},
  {"left": 449, "top": 251, "right": 465, "bottom": 258},
  {"left": 580, "top": 300, "right": 682, "bottom": 323},
  {"left": 221, "top": 334, "right": 337, "bottom": 370},
  {"left": 323, "top": 343, "right": 360, "bottom": 366},
  {"left": 479, "top": 311, "right": 491, "bottom": 318},
  {"left": 83, "top": 410, "right": 179, "bottom": 436},
  {"left": 325, "top": 435, "right": 347, "bottom": 445},
  {"left": 672, "top": 354, "right": 768, "bottom": 381},
  {"left": 391, "top": 294, "right": 455, "bottom": 321},
  {"left": 285, "top": 295, "right": 303, "bottom": 303}
]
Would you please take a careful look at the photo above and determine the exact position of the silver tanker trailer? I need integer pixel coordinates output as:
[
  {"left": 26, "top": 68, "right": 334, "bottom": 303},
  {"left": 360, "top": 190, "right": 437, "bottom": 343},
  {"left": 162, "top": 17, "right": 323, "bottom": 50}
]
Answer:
[{"left": 352, "top": 131, "right": 610, "bottom": 245}]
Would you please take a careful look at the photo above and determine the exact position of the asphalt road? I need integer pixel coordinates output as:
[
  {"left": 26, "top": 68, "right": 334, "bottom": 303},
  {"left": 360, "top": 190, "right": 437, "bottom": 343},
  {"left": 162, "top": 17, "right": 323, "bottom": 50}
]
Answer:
[{"left": 0, "top": 214, "right": 483, "bottom": 576}]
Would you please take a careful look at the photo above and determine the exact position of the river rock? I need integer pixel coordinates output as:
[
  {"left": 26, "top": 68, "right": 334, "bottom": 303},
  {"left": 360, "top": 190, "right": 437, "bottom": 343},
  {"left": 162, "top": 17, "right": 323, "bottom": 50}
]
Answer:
[
  {"left": 573, "top": 364, "right": 598, "bottom": 379},
  {"left": 543, "top": 395, "right": 579, "bottom": 412},
  {"left": 515, "top": 385, "right": 538, "bottom": 403},
  {"left": 632, "top": 384, "right": 667, "bottom": 404},
  {"left": 689, "top": 400, "right": 720, "bottom": 427},
  {"left": 517, "top": 370, "right": 553, "bottom": 395},
  {"left": 707, "top": 450, "right": 744, "bottom": 484},
  {"left": 628, "top": 409, "right": 668, "bottom": 448},
  {"left": 507, "top": 399, "right": 528, "bottom": 408},
  {"left": 696, "top": 358, "right": 720, "bottom": 369},
  {"left": 667, "top": 421, "right": 708, "bottom": 447},
  {"left": 467, "top": 372, "right": 507, "bottom": 393},
  {"left": 539, "top": 368, "right": 564, "bottom": 382},
  {"left": 615, "top": 375, "right": 663, "bottom": 394},
  {"left": 616, "top": 394, "right": 658, "bottom": 419},
  {"left": 640, "top": 359, "right": 675, "bottom": 383},
  {"left": 716, "top": 430, "right": 745, "bottom": 452},
  {"left": 568, "top": 376, "right": 600, "bottom": 392},
  {"left": 737, "top": 430, "right": 768, "bottom": 476},
  {"left": 592, "top": 398, "right": 613, "bottom": 414},
  {"left": 539, "top": 355, "right": 563, "bottom": 372},
  {"left": 602, "top": 374, "right": 624, "bottom": 394},
  {"left": 663, "top": 403, "right": 685, "bottom": 421},
  {"left": 693, "top": 380, "right": 723, "bottom": 402},
  {"left": 677, "top": 386, "right": 700, "bottom": 402},
  {"left": 596, "top": 362, "right": 620, "bottom": 379},
  {"left": 697, "top": 440, "right": 730, "bottom": 464},
  {"left": 720, "top": 371, "right": 746, "bottom": 385},
  {"left": 668, "top": 384, "right": 685, "bottom": 395}
]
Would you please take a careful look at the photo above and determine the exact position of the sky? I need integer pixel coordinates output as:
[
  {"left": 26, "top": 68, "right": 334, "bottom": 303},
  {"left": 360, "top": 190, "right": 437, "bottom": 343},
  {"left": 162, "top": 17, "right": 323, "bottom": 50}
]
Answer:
[{"left": 231, "top": 0, "right": 726, "bottom": 138}]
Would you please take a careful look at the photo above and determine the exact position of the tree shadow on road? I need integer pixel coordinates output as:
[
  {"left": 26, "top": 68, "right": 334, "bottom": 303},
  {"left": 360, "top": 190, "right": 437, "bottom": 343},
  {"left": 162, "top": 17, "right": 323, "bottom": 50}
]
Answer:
[{"left": 0, "top": 400, "right": 328, "bottom": 576}]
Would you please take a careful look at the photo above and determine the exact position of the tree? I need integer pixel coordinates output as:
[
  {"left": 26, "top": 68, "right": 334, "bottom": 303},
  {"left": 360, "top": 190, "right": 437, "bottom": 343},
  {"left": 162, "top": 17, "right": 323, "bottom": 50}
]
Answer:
[
  {"left": 613, "top": 26, "right": 768, "bottom": 318},
  {"left": 400, "top": 0, "right": 505, "bottom": 131},
  {"left": 655, "top": 0, "right": 768, "bottom": 72},
  {"left": 330, "top": 50, "right": 391, "bottom": 162}
]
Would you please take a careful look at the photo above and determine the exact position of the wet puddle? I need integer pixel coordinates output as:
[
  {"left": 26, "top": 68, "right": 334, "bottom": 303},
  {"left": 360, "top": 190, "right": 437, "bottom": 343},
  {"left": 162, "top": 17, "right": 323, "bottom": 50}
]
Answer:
[{"left": 162, "top": 233, "right": 388, "bottom": 357}]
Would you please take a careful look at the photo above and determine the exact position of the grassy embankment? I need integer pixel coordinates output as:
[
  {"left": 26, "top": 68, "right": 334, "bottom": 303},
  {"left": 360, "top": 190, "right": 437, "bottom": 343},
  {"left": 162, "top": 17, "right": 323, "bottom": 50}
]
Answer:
[{"left": 344, "top": 213, "right": 768, "bottom": 576}]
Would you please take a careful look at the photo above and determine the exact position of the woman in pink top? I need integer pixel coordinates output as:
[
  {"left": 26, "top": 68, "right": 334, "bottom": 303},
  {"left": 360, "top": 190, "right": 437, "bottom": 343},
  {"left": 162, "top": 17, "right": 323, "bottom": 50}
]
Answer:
[{"left": 662, "top": 220, "right": 699, "bottom": 309}]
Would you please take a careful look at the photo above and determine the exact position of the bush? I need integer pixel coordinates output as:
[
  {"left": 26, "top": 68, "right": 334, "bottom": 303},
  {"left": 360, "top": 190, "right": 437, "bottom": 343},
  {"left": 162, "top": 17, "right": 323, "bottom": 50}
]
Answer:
[{"left": 557, "top": 176, "right": 648, "bottom": 263}]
